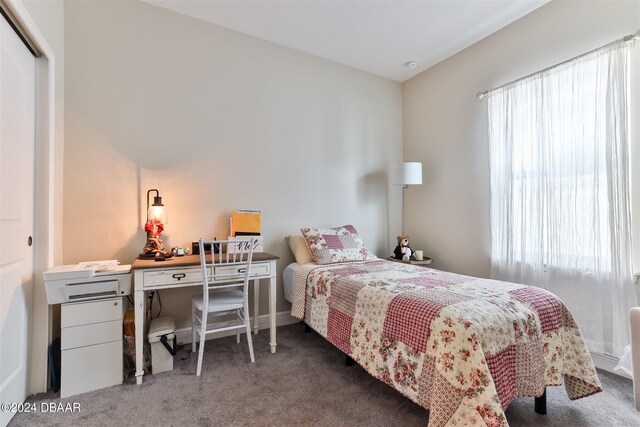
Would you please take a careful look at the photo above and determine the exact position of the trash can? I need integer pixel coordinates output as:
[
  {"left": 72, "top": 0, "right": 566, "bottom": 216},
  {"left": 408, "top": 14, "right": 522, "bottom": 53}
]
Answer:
[{"left": 148, "top": 317, "right": 176, "bottom": 374}]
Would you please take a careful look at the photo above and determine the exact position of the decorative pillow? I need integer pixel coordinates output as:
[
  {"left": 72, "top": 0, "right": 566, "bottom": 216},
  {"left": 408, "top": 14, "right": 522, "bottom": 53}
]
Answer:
[
  {"left": 287, "top": 235, "right": 314, "bottom": 265},
  {"left": 301, "top": 224, "right": 374, "bottom": 265}
]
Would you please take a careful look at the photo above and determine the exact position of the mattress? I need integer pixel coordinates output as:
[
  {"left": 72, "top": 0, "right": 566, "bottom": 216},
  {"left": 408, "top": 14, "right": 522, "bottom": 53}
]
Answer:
[
  {"left": 291, "top": 259, "right": 601, "bottom": 427},
  {"left": 283, "top": 262, "right": 299, "bottom": 303}
]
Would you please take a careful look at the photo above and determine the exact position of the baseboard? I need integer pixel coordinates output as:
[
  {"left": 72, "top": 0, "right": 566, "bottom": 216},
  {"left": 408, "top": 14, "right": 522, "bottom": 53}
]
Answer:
[
  {"left": 591, "top": 352, "right": 632, "bottom": 380},
  {"left": 175, "top": 310, "right": 299, "bottom": 344}
]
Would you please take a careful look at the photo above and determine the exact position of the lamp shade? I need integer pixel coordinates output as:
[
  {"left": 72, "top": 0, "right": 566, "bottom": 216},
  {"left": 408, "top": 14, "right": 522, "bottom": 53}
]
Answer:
[
  {"left": 145, "top": 190, "right": 168, "bottom": 225},
  {"left": 392, "top": 162, "right": 423, "bottom": 185},
  {"left": 147, "top": 204, "right": 167, "bottom": 225}
]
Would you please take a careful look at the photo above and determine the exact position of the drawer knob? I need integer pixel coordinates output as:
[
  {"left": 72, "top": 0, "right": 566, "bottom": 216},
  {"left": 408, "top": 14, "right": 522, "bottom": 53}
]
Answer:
[
  {"left": 237, "top": 268, "right": 246, "bottom": 273},
  {"left": 172, "top": 273, "right": 186, "bottom": 281},
  {"left": 114, "top": 302, "right": 118, "bottom": 306}
]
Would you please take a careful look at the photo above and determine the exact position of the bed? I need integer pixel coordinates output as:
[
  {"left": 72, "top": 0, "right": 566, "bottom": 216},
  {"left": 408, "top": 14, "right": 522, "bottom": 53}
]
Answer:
[
  {"left": 283, "top": 262, "right": 299, "bottom": 303},
  {"left": 288, "top": 255, "right": 602, "bottom": 427}
]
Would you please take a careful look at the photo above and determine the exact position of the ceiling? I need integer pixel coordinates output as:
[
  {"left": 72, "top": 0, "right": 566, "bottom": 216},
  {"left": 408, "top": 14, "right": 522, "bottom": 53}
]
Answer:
[{"left": 144, "top": 0, "right": 549, "bottom": 82}]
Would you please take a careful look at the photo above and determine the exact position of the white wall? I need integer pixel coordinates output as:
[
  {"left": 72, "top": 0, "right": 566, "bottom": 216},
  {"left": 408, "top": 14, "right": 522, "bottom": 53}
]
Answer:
[
  {"left": 64, "top": 0, "right": 402, "bottom": 328},
  {"left": 403, "top": 0, "right": 639, "bottom": 278}
]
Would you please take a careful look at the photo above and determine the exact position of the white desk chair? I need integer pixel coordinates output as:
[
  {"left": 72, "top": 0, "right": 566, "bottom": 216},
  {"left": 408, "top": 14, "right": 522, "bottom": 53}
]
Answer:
[{"left": 192, "top": 238, "right": 257, "bottom": 376}]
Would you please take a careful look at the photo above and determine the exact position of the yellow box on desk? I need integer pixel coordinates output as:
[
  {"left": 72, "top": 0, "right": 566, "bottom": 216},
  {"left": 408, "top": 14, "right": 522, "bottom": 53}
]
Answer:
[{"left": 230, "top": 210, "right": 261, "bottom": 235}]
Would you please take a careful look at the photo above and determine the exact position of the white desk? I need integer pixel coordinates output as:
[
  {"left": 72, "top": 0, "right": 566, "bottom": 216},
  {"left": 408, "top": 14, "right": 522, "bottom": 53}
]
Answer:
[{"left": 132, "top": 253, "right": 279, "bottom": 385}]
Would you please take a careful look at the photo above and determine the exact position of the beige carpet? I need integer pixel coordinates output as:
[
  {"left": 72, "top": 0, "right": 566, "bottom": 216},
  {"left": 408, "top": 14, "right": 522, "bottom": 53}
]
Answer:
[{"left": 10, "top": 324, "right": 639, "bottom": 426}]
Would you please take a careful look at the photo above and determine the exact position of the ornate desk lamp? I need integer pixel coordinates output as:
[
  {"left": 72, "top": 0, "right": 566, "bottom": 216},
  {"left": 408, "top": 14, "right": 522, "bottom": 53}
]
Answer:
[
  {"left": 392, "top": 162, "right": 423, "bottom": 234},
  {"left": 140, "top": 189, "right": 171, "bottom": 259}
]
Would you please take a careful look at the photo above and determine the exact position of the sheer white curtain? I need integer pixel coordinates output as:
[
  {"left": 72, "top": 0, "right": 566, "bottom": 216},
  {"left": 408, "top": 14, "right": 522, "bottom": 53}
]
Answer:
[{"left": 488, "top": 40, "right": 637, "bottom": 357}]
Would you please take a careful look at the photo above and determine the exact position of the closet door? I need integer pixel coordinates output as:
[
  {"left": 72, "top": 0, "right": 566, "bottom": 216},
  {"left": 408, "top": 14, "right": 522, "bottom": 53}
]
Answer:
[{"left": 0, "top": 11, "right": 36, "bottom": 427}]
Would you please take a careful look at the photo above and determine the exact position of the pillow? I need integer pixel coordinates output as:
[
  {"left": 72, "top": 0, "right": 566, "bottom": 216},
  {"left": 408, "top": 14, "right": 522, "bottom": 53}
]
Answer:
[
  {"left": 287, "top": 235, "right": 314, "bottom": 265},
  {"left": 301, "top": 224, "right": 373, "bottom": 265}
]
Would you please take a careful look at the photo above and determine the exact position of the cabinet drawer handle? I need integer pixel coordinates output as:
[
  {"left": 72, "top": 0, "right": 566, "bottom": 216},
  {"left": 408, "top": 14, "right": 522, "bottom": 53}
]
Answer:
[
  {"left": 172, "top": 273, "right": 186, "bottom": 281},
  {"left": 237, "top": 268, "right": 246, "bottom": 273}
]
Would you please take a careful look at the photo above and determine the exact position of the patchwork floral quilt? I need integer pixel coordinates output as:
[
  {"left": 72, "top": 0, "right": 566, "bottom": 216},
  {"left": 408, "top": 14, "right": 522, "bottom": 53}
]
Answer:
[{"left": 291, "top": 260, "right": 602, "bottom": 427}]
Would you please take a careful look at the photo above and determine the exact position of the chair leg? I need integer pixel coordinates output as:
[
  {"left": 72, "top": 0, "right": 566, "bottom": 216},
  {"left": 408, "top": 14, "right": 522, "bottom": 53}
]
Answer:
[
  {"left": 196, "top": 314, "right": 207, "bottom": 376},
  {"left": 236, "top": 309, "right": 241, "bottom": 344},
  {"left": 191, "top": 305, "right": 197, "bottom": 353},
  {"left": 244, "top": 305, "right": 255, "bottom": 363},
  {"left": 245, "top": 321, "right": 255, "bottom": 363}
]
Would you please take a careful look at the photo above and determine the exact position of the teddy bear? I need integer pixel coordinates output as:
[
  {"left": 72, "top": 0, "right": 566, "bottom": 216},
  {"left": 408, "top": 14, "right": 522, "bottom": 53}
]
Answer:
[{"left": 393, "top": 235, "right": 413, "bottom": 261}]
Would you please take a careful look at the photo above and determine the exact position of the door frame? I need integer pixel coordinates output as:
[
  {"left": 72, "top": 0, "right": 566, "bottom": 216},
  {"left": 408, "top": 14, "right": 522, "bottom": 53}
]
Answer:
[{"left": 3, "top": 0, "right": 58, "bottom": 394}]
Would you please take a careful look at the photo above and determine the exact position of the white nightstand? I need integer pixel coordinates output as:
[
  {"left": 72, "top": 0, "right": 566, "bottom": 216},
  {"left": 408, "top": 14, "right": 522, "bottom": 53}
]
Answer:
[{"left": 387, "top": 256, "right": 433, "bottom": 266}]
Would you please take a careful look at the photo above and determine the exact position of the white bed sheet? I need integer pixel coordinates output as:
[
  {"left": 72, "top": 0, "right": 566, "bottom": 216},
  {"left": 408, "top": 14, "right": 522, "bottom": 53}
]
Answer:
[{"left": 283, "top": 262, "right": 299, "bottom": 303}]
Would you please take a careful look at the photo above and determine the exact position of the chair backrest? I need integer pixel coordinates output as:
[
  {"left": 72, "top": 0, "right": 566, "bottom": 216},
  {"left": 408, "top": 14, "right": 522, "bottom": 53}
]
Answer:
[{"left": 198, "top": 238, "right": 256, "bottom": 303}]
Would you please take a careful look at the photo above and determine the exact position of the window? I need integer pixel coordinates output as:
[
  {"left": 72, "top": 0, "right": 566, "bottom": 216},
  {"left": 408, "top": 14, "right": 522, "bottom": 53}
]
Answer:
[{"left": 487, "top": 38, "right": 638, "bottom": 357}]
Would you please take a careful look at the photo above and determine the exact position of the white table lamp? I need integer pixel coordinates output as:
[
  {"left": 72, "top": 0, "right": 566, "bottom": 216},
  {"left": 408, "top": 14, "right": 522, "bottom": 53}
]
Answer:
[
  {"left": 392, "top": 162, "right": 423, "bottom": 234},
  {"left": 393, "top": 162, "right": 423, "bottom": 187}
]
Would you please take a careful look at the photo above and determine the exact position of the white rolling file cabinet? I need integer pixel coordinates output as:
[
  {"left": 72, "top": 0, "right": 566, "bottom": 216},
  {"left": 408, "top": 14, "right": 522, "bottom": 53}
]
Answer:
[{"left": 60, "top": 297, "right": 124, "bottom": 398}]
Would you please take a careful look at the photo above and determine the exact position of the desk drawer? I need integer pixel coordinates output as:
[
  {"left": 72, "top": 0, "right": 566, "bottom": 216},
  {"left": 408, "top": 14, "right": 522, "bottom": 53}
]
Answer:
[
  {"left": 213, "top": 262, "right": 270, "bottom": 281},
  {"left": 62, "top": 320, "right": 121, "bottom": 350},
  {"left": 61, "top": 340, "right": 122, "bottom": 398},
  {"left": 143, "top": 267, "right": 209, "bottom": 289},
  {"left": 61, "top": 298, "right": 122, "bottom": 328}
]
